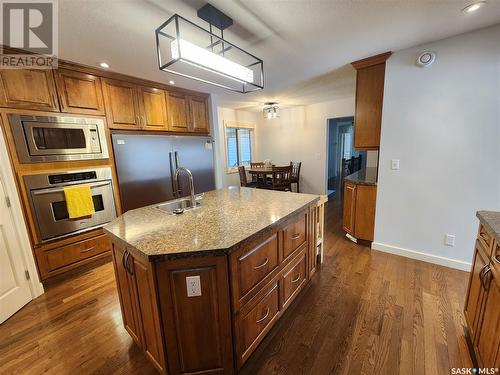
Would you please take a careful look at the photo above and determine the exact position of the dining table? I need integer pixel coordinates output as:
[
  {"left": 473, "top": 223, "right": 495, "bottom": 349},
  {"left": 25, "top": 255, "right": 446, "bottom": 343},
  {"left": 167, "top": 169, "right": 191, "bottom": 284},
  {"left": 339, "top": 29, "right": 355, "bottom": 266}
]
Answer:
[{"left": 246, "top": 166, "right": 277, "bottom": 182}]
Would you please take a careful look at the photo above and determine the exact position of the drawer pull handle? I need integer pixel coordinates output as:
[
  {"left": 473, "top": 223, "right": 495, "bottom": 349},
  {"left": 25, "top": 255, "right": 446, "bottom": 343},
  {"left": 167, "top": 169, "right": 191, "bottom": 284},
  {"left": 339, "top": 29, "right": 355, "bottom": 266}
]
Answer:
[
  {"left": 479, "top": 232, "right": 490, "bottom": 243},
  {"left": 291, "top": 233, "right": 301, "bottom": 240},
  {"left": 253, "top": 258, "right": 269, "bottom": 269},
  {"left": 80, "top": 246, "right": 95, "bottom": 254},
  {"left": 495, "top": 254, "right": 500, "bottom": 264},
  {"left": 291, "top": 274, "right": 301, "bottom": 283},
  {"left": 255, "top": 307, "right": 270, "bottom": 323}
]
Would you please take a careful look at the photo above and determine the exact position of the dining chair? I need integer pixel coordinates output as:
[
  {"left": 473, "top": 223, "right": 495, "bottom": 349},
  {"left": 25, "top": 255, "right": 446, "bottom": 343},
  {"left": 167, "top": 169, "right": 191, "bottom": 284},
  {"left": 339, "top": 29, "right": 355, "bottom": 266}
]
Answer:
[
  {"left": 238, "top": 166, "right": 261, "bottom": 188},
  {"left": 290, "top": 161, "right": 302, "bottom": 193},
  {"left": 270, "top": 166, "right": 292, "bottom": 191}
]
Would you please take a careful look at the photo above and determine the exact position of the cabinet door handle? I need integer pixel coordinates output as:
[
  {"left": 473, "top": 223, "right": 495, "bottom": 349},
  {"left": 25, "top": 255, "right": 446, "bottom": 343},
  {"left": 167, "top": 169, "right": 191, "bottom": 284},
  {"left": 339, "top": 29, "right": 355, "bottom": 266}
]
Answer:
[
  {"left": 479, "top": 231, "right": 489, "bottom": 243},
  {"left": 125, "top": 252, "right": 133, "bottom": 275},
  {"left": 291, "top": 233, "right": 301, "bottom": 240},
  {"left": 291, "top": 274, "right": 301, "bottom": 283},
  {"left": 80, "top": 246, "right": 95, "bottom": 254},
  {"left": 480, "top": 264, "right": 491, "bottom": 289},
  {"left": 494, "top": 254, "right": 500, "bottom": 264},
  {"left": 253, "top": 257, "right": 269, "bottom": 269},
  {"left": 122, "top": 250, "right": 128, "bottom": 271},
  {"left": 255, "top": 307, "right": 270, "bottom": 323}
]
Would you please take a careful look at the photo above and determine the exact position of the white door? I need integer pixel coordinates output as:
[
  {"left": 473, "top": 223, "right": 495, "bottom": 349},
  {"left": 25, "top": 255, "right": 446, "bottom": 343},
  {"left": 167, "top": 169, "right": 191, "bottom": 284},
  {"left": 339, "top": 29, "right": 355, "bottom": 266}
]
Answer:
[{"left": 0, "top": 176, "right": 32, "bottom": 323}]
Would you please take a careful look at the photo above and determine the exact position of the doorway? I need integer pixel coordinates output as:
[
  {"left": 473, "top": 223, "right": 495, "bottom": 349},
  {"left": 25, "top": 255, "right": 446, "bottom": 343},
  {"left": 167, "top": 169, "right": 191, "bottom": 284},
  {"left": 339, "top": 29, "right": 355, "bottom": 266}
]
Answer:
[{"left": 326, "top": 117, "right": 365, "bottom": 197}]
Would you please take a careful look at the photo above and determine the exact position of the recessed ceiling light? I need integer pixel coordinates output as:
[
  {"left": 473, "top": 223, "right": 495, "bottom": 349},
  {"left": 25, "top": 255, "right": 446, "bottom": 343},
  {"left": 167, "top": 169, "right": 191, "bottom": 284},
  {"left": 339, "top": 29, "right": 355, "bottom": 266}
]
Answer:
[
  {"left": 462, "top": 1, "right": 486, "bottom": 13},
  {"left": 169, "top": 80, "right": 175, "bottom": 85},
  {"left": 99, "top": 62, "right": 110, "bottom": 68}
]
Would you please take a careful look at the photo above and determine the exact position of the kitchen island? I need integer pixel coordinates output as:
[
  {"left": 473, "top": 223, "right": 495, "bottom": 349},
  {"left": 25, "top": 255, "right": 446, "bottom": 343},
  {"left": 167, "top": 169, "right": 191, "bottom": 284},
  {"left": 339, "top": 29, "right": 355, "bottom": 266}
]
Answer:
[{"left": 104, "top": 187, "right": 320, "bottom": 374}]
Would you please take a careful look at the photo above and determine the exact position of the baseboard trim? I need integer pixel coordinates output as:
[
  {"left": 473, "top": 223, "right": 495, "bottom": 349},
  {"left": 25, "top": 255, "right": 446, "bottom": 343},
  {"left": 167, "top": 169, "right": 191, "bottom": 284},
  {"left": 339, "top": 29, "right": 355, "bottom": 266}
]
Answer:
[{"left": 371, "top": 242, "right": 472, "bottom": 271}]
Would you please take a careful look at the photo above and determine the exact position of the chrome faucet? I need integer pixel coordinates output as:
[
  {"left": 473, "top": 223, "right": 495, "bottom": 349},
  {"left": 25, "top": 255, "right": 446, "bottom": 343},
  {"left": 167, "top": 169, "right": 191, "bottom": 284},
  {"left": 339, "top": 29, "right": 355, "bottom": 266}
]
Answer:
[{"left": 174, "top": 166, "right": 196, "bottom": 208}]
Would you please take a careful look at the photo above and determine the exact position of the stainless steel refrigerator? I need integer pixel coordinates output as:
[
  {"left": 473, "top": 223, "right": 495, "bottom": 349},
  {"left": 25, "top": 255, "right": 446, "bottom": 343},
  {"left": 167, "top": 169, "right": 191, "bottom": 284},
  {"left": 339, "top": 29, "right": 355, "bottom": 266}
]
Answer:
[{"left": 112, "top": 134, "right": 215, "bottom": 212}]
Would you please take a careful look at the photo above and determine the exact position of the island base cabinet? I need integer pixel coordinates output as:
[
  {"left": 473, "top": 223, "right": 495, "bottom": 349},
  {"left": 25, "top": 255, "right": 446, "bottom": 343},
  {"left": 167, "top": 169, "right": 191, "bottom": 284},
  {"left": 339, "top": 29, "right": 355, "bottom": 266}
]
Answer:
[
  {"left": 111, "top": 243, "right": 166, "bottom": 373},
  {"left": 156, "top": 256, "right": 234, "bottom": 375}
]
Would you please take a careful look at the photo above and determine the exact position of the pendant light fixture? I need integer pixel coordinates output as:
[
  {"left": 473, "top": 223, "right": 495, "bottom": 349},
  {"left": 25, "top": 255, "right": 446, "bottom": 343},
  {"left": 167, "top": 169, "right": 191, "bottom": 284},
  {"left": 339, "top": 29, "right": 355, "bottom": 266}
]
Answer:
[
  {"left": 263, "top": 102, "right": 279, "bottom": 119},
  {"left": 155, "top": 4, "right": 264, "bottom": 93}
]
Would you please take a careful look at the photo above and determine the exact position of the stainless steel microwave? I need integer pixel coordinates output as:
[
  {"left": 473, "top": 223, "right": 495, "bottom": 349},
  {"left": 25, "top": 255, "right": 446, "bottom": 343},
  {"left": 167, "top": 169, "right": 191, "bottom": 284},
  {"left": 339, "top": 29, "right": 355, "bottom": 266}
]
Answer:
[{"left": 8, "top": 114, "right": 109, "bottom": 163}]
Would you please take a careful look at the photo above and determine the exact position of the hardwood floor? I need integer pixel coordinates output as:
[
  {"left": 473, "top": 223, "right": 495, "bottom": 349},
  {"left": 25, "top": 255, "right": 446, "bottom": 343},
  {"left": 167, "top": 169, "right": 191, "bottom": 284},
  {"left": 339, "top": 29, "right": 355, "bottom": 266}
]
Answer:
[{"left": 0, "top": 198, "right": 471, "bottom": 374}]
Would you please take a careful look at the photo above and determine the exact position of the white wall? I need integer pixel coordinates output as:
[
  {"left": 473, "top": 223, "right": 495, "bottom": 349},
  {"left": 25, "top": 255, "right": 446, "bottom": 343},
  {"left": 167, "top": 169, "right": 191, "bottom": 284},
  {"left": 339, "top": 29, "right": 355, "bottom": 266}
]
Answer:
[
  {"left": 374, "top": 25, "right": 500, "bottom": 270},
  {"left": 255, "top": 97, "right": 355, "bottom": 194},
  {"left": 215, "top": 106, "right": 261, "bottom": 188}
]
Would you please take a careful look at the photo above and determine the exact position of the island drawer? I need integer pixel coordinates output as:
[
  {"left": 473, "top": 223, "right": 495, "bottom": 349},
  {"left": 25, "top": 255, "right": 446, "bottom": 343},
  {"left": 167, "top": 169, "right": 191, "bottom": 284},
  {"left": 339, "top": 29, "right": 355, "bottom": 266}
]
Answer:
[
  {"left": 230, "top": 232, "right": 279, "bottom": 310},
  {"left": 234, "top": 280, "right": 280, "bottom": 368},
  {"left": 282, "top": 212, "right": 307, "bottom": 261},
  {"left": 281, "top": 247, "right": 307, "bottom": 310},
  {"left": 38, "top": 233, "right": 111, "bottom": 275}
]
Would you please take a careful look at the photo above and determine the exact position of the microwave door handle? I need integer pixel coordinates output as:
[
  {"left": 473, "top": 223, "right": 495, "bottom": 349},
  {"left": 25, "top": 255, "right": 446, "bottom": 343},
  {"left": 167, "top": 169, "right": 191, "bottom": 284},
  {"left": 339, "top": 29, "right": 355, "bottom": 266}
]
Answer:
[{"left": 31, "top": 181, "right": 111, "bottom": 196}]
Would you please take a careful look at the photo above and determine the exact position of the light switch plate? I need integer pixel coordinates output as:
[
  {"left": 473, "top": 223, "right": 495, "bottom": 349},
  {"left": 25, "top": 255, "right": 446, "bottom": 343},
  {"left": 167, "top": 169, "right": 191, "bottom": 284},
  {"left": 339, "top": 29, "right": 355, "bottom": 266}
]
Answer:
[
  {"left": 445, "top": 234, "right": 456, "bottom": 247},
  {"left": 391, "top": 159, "right": 400, "bottom": 170},
  {"left": 186, "top": 275, "right": 201, "bottom": 297}
]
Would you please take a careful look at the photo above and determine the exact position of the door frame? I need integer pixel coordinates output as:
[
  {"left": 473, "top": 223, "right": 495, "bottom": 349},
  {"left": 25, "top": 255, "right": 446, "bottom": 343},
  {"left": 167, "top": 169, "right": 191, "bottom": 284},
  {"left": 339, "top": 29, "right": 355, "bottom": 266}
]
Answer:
[{"left": 0, "top": 123, "right": 44, "bottom": 299}]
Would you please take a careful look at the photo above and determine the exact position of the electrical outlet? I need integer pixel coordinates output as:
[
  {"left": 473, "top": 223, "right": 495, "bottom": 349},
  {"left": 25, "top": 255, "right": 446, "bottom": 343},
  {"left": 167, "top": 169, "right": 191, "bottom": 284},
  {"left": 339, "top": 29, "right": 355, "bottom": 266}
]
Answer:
[
  {"left": 445, "top": 234, "right": 456, "bottom": 247},
  {"left": 186, "top": 275, "right": 201, "bottom": 297},
  {"left": 391, "top": 159, "right": 400, "bottom": 170}
]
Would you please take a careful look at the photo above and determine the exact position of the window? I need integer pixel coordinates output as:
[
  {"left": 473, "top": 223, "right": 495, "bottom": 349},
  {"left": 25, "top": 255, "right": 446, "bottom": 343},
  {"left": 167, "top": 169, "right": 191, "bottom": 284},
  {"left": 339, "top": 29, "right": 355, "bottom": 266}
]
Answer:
[{"left": 225, "top": 126, "right": 253, "bottom": 171}]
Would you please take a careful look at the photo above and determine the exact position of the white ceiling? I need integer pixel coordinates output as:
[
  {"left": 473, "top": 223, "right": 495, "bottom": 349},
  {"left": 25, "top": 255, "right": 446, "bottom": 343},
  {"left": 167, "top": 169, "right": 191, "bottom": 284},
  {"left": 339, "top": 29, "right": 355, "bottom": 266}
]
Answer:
[{"left": 58, "top": 0, "right": 500, "bottom": 110}]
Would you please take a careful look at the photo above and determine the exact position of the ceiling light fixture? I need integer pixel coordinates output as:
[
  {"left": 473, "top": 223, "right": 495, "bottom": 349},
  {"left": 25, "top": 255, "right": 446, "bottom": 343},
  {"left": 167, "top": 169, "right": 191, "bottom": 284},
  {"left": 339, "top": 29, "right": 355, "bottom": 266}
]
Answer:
[
  {"left": 263, "top": 102, "right": 279, "bottom": 119},
  {"left": 169, "top": 80, "right": 175, "bottom": 85},
  {"left": 99, "top": 62, "right": 110, "bottom": 68},
  {"left": 155, "top": 4, "right": 264, "bottom": 93},
  {"left": 462, "top": 1, "right": 486, "bottom": 13}
]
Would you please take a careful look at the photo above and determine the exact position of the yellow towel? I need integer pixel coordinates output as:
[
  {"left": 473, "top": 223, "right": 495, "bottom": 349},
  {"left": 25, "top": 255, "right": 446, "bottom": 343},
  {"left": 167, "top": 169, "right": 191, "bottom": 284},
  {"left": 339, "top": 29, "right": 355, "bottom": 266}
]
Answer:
[{"left": 63, "top": 185, "right": 95, "bottom": 219}]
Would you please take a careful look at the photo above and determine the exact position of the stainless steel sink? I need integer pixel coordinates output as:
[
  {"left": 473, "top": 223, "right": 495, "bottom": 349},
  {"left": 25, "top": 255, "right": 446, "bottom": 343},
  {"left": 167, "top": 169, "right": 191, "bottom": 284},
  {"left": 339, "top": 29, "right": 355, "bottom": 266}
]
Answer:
[{"left": 156, "top": 198, "right": 200, "bottom": 215}]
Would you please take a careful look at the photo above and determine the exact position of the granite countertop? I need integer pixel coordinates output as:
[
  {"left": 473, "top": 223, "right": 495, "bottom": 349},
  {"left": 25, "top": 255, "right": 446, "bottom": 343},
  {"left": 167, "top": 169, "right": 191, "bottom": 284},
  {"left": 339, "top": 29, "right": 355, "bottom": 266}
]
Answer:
[
  {"left": 477, "top": 211, "right": 500, "bottom": 244},
  {"left": 344, "top": 167, "right": 378, "bottom": 186},
  {"left": 104, "top": 187, "right": 319, "bottom": 261}
]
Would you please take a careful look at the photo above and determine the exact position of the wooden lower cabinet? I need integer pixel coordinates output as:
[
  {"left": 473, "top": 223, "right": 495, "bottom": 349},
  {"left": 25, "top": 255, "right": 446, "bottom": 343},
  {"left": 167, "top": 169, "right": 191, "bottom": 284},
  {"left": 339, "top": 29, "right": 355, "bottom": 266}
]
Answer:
[
  {"left": 109, "top": 205, "right": 319, "bottom": 374},
  {"left": 36, "top": 233, "right": 111, "bottom": 280},
  {"left": 342, "top": 182, "right": 376, "bottom": 241},
  {"left": 464, "top": 218, "right": 500, "bottom": 369},
  {"left": 111, "top": 242, "right": 166, "bottom": 373}
]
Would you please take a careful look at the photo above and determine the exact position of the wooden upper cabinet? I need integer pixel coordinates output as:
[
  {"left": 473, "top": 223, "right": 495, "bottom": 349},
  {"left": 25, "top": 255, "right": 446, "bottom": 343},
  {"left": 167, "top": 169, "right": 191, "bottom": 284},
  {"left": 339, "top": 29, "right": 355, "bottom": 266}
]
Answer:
[
  {"left": 0, "top": 69, "right": 59, "bottom": 111},
  {"left": 167, "top": 91, "right": 190, "bottom": 132},
  {"left": 55, "top": 69, "right": 105, "bottom": 115},
  {"left": 102, "top": 79, "right": 141, "bottom": 129},
  {"left": 189, "top": 96, "right": 210, "bottom": 133},
  {"left": 351, "top": 52, "right": 391, "bottom": 150},
  {"left": 138, "top": 86, "right": 168, "bottom": 130}
]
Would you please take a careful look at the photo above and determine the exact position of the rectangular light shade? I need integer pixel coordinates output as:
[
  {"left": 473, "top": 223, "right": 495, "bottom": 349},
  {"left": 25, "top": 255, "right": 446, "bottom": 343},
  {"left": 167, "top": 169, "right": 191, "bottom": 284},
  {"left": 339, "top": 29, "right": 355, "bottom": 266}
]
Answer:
[
  {"left": 171, "top": 39, "right": 254, "bottom": 84},
  {"left": 156, "top": 14, "right": 264, "bottom": 93}
]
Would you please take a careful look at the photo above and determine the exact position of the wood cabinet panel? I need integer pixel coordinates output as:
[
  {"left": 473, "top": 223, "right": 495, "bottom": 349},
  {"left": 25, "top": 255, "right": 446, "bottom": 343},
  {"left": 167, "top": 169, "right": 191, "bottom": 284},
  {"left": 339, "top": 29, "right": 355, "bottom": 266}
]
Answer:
[
  {"left": 156, "top": 256, "right": 233, "bottom": 375},
  {"left": 138, "top": 86, "right": 168, "bottom": 130},
  {"left": 235, "top": 280, "right": 280, "bottom": 367},
  {"left": 354, "top": 185, "right": 376, "bottom": 241},
  {"left": 102, "top": 79, "right": 141, "bottom": 129},
  {"left": 167, "top": 91, "right": 190, "bottom": 132},
  {"left": 353, "top": 63, "right": 386, "bottom": 149},
  {"left": 55, "top": 69, "right": 105, "bottom": 115},
  {"left": 465, "top": 242, "right": 489, "bottom": 341},
  {"left": 282, "top": 213, "right": 307, "bottom": 261},
  {"left": 189, "top": 95, "right": 210, "bottom": 133},
  {"left": 281, "top": 248, "right": 307, "bottom": 310},
  {"left": 111, "top": 244, "right": 143, "bottom": 347},
  {"left": 308, "top": 205, "right": 318, "bottom": 277},
  {"left": 230, "top": 232, "right": 279, "bottom": 310},
  {"left": 36, "top": 234, "right": 111, "bottom": 279},
  {"left": 0, "top": 69, "right": 59, "bottom": 111},
  {"left": 343, "top": 182, "right": 356, "bottom": 235},
  {"left": 476, "top": 271, "right": 500, "bottom": 368}
]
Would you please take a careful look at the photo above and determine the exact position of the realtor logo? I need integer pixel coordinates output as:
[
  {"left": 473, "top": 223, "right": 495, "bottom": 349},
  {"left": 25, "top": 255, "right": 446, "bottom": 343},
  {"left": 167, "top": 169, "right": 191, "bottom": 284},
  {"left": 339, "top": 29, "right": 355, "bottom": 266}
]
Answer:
[{"left": 0, "top": 0, "right": 58, "bottom": 68}]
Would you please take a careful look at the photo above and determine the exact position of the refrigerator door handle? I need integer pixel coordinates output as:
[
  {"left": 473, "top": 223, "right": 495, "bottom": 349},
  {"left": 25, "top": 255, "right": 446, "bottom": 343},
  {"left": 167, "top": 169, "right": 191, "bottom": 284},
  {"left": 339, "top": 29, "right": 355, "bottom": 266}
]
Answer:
[
  {"left": 174, "top": 151, "right": 182, "bottom": 196},
  {"left": 169, "top": 151, "right": 177, "bottom": 198}
]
